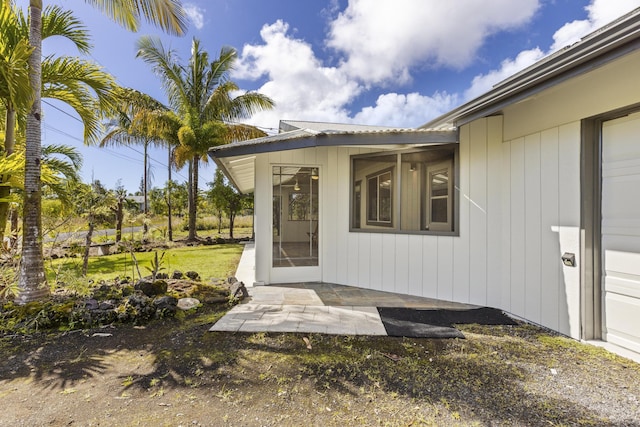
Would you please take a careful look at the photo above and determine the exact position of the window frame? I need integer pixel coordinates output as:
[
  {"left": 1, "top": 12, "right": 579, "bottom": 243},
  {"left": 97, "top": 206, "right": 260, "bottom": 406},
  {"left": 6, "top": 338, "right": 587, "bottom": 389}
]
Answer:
[
  {"left": 425, "top": 159, "right": 453, "bottom": 232},
  {"left": 365, "top": 167, "right": 394, "bottom": 227},
  {"left": 349, "top": 145, "right": 459, "bottom": 236}
]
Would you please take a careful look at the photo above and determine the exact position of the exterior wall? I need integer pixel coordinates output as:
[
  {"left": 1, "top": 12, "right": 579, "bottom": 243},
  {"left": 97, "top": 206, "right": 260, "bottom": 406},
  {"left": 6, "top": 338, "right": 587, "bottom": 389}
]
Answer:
[
  {"left": 503, "top": 50, "right": 640, "bottom": 141},
  {"left": 497, "top": 50, "right": 640, "bottom": 339},
  {"left": 500, "top": 123, "right": 581, "bottom": 338},
  {"left": 251, "top": 50, "right": 640, "bottom": 341},
  {"left": 252, "top": 116, "right": 579, "bottom": 339}
]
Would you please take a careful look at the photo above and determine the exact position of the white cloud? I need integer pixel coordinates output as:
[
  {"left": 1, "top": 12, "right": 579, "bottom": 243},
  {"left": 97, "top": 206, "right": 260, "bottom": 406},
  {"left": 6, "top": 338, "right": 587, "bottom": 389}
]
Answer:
[
  {"left": 353, "top": 92, "right": 458, "bottom": 127},
  {"left": 464, "top": 48, "right": 545, "bottom": 100},
  {"left": 235, "top": 1, "right": 542, "bottom": 129},
  {"left": 551, "top": 0, "right": 640, "bottom": 51},
  {"left": 464, "top": 0, "right": 640, "bottom": 103},
  {"left": 236, "top": 0, "right": 640, "bottom": 130},
  {"left": 184, "top": 3, "right": 205, "bottom": 30},
  {"left": 327, "top": 0, "right": 539, "bottom": 85},
  {"left": 234, "top": 21, "right": 360, "bottom": 129}
]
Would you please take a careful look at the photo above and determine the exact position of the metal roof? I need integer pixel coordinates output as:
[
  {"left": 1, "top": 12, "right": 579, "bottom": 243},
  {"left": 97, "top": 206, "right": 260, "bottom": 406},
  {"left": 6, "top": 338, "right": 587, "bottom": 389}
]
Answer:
[
  {"left": 422, "top": 7, "right": 640, "bottom": 129},
  {"left": 209, "top": 124, "right": 456, "bottom": 159},
  {"left": 278, "top": 119, "right": 401, "bottom": 133},
  {"left": 209, "top": 122, "right": 457, "bottom": 193}
]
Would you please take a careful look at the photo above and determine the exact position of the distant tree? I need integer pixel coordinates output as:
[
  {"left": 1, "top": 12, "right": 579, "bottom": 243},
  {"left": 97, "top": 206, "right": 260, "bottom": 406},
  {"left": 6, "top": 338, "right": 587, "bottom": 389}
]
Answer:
[
  {"left": 136, "top": 36, "right": 274, "bottom": 241},
  {"left": 149, "top": 186, "right": 167, "bottom": 215},
  {"left": 111, "top": 181, "right": 127, "bottom": 242},
  {"left": 100, "top": 88, "right": 168, "bottom": 236},
  {"left": 207, "top": 171, "right": 248, "bottom": 239},
  {"left": 208, "top": 169, "right": 226, "bottom": 233},
  {"left": 165, "top": 180, "right": 188, "bottom": 218},
  {"left": 70, "top": 180, "right": 116, "bottom": 276}
]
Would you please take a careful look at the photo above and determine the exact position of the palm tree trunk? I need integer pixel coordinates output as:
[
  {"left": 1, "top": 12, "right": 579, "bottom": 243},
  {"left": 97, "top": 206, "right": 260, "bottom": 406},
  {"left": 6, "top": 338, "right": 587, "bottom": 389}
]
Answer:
[
  {"left": 143, "top": 140, "right": 149, "bottom": 236},
  {"left": 17, "top": 0, "right": 48, "bottom": 304},
  {"left": 187, "top": 157, "right": 198, "bottom": 241},
  {"left": 0, "top": 107, "right": 17, "bottom": 244},
  {"left": 82, "top": 218, "right": 95, "bottom": 276},
  {"left": 167, "top": 146, "right": 173, "bottom": 241},
  {"left": 115, "top": 200, "right": 123, "bottom": 242}
]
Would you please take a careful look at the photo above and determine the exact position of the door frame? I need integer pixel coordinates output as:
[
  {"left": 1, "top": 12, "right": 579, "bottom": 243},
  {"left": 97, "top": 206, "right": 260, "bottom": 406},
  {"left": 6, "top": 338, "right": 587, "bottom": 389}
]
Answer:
[
  {"left": 581, "top": 103, "right": 640, "bottom": 341},
  {"left": 269, "top": 163, "right": 322, "bottom": 283}
]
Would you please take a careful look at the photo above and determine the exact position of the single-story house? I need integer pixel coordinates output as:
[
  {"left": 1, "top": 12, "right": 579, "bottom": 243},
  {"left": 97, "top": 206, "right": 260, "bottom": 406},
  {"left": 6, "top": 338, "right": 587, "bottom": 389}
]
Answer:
[
  {"left": 127, "top": 195, "right": 146, "bottom": 212},
  {"left": 210, "top": 8, "right": 640, "bottom": 360}
]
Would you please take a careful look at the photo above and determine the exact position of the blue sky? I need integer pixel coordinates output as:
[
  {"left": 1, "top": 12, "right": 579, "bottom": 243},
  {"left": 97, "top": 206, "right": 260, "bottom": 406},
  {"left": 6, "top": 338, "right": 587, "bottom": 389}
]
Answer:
[{"left": 14, "top": 0, "right": 640, "bottom": 193}]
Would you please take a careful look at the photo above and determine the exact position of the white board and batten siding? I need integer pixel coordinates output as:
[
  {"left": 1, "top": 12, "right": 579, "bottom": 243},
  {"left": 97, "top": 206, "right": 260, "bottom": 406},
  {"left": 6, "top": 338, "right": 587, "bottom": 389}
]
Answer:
[
  {"left": 601, "top": 112, "right": 640, "bottom": 354},
  {"left": 251, "top": 115, "right": 581, "bottom": 340},
  {"left": 325, "top": 115, "right": 581, "bottom": 339},
  {"left": 320, "top": 117, "right": 503, "bottom": 306},
  {"left": 501, "top": 122, "right": 581, "bottom": 338}
]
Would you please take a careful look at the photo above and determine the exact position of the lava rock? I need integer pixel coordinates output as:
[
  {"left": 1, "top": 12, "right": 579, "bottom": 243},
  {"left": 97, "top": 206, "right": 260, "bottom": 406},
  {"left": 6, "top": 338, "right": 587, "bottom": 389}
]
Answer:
[
  {"left": 153, "top": 296, "right": 178, "bottom": 317},
  {"left": 172, "top": 270, "right": 184, "bottom": 279},
  {"left": 177, "top": 297, "right": 200, "bottom": 311},
  {"left": 83, "top": 298, "right": 99, "bottom": 311},
  {"left": 136, "top": 279, "right": 168, "bottom": 297},
  {"left": 99, "top": 300, "right": 116, "bottom": 310},
  {"left": 185, "top": 271, "right": 200, "bottom": 281},
  {"left": 230, "top": 281, "right": 248, "bottom": 301}
]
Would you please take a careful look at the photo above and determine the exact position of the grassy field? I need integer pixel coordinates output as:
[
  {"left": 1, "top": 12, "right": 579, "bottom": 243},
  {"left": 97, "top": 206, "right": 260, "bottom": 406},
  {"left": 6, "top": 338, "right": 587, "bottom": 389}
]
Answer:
[{"left": 45, "top": 244, "right": 245, "bottom": 283}]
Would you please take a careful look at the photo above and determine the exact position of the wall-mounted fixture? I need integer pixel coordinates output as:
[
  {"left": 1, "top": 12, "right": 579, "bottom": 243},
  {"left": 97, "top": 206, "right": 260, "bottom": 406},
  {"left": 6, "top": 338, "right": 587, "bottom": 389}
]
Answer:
[
  {"left": 409, "top": 163, "right": 417, "bottom": 172},
  {"left": 562, "top": 252, "right": 576, "bottom": 267}
]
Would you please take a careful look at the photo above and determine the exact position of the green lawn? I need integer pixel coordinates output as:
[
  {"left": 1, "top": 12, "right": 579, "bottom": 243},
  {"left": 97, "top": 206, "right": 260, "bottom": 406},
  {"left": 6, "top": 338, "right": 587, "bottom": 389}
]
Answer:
[{"left": 46, "top": 244, "right": 244, "bottom": 283}]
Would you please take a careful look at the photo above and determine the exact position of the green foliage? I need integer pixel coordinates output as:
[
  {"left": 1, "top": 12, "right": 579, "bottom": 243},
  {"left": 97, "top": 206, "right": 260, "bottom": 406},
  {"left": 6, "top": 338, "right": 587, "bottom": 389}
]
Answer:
[
  {"left": 181, "top": 217, "right": 217, "bottom": 231},
  {"left": 145, "top": 251, "right": 166, "bottom": 281},
  {"left": 135, "top": 36, "right": 273, "bottom": 239},
  {"left": 206, "top": 170, "right": 252, "bottom": 238},
  {"left": 52, "top": 268, "right": 93, "bottom": 297}
]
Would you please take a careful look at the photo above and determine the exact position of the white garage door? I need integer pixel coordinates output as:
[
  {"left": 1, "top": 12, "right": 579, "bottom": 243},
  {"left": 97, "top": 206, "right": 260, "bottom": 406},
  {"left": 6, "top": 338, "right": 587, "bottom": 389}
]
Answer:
[{"left": 602, "top": 112, "right": 640, "bottom": 354}]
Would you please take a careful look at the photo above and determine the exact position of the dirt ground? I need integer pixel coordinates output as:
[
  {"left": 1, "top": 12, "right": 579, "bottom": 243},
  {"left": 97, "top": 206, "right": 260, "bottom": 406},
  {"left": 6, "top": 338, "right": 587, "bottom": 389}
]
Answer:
[{"left": 1, "top": 304, "right": 639, "bottom": 427}]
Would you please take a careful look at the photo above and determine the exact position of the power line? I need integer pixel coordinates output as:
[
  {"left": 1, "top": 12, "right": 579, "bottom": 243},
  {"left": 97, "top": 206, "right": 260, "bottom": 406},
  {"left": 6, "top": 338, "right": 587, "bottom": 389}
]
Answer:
[{"left": 41, "top": 103, "right": 190, "bottom": 181}]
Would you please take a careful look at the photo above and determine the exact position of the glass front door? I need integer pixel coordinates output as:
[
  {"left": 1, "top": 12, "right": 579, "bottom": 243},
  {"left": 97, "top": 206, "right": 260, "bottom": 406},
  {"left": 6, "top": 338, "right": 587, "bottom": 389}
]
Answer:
[{"left": 272, "top": 166, "right": 319, "bottom": 267}]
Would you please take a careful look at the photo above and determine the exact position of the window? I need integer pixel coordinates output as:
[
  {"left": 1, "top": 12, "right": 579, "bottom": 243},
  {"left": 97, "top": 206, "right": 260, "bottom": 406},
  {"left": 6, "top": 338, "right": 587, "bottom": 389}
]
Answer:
[
  {"left": 351, "top": 145, "right": 456, "bottom": 233},
  {"left": 367, "top": 169, "right": 393, "bottom": 225},
  {"left": 272, "top": 166, "right": 319, "bottom": 267},
  {"left": 425, "top": 160, "right": 453, "bottom": 231}
]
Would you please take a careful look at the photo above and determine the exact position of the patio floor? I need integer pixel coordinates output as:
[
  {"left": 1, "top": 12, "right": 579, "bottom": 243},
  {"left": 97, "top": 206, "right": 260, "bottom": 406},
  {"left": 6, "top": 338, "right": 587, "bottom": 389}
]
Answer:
[
  {"left": 210, "top": 242, "right": 478, "bottom": 335},
  {"left": 209, "top": 282, "right": 477, "bottom": 335}
]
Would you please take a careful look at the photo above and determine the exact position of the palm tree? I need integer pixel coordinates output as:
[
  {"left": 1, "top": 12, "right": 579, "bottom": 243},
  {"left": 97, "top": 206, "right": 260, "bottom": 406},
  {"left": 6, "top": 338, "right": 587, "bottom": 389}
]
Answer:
[
  {"left": 1, "top": 3, "right": 114, "bottom": 244},
  {"left": 0, "top": 3, "right": 33, "bottom": 157},
  {"left": 100, "top": 87, "right": 170, "bottom": 235},
  {"left": 17, "top": 0, "right": 187, "bottom": 304},
  {"left": 136, "top": 36, "right": 274, "bottom": 240},
  {"left": 0, "top": 142, "right": 83, "bottom": 248}
]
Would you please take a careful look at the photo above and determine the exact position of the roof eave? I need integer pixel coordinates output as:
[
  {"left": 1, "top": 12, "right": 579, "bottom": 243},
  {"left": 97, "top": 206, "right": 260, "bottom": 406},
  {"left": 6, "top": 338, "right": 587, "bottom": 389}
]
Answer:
[{"left": 209, "top": 129, "right": 457, "bottom": 159}]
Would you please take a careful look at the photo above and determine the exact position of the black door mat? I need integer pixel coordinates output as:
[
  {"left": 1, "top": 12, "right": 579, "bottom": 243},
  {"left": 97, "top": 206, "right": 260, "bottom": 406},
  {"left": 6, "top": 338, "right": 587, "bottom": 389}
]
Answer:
[{"left": 377, "top": 307, "right": 518, "bottom": 339}]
